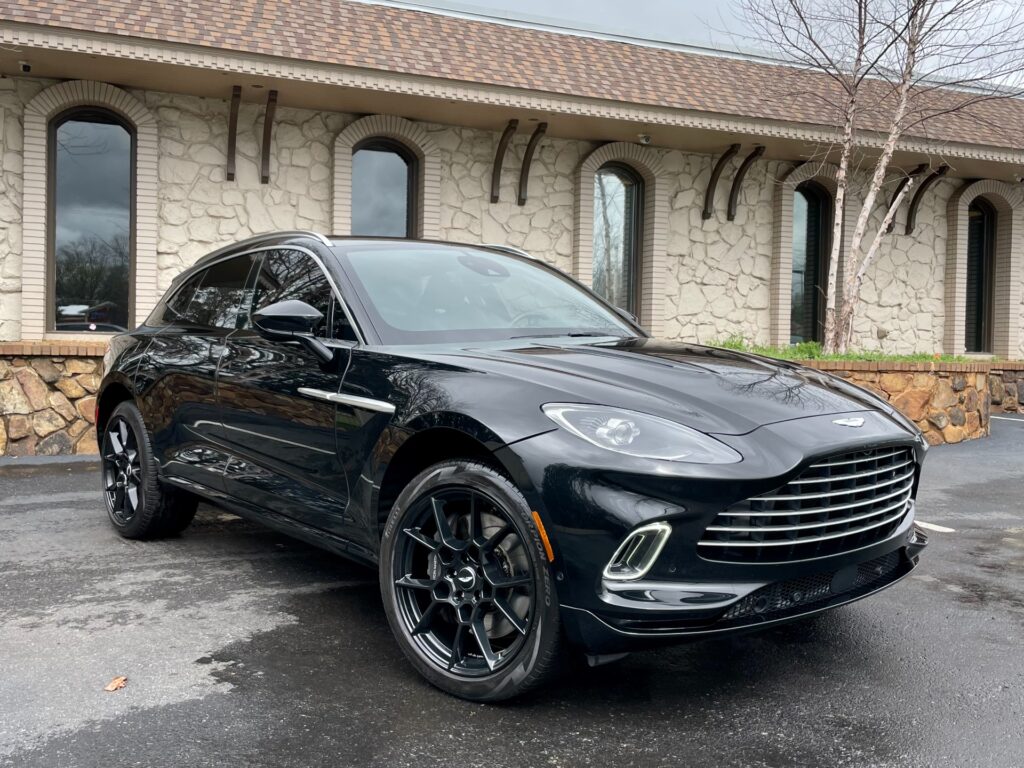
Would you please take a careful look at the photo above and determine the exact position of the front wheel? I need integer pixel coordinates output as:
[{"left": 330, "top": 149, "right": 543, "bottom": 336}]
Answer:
[{"left": 380, "top": 461, "right": 562, "bottom": 701}]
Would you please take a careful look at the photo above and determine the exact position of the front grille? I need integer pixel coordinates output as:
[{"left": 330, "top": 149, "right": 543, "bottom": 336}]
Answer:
[
  {"left": 699, "top": 446, "right": 916, "bottom": 563},
  {"left": 721, "top": 551, "right": 901, "bottom": 621}
]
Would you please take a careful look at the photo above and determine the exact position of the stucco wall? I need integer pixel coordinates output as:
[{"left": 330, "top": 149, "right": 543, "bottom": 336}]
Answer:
[
  {"left": 0, "top": 76, "right": 1016, "bottom": 356},
  {"left": 851, "top": 177, "right": 952, "bottom": 355},
  {"left": 430, "top": 125, "right": 588, "bottom": 275}
]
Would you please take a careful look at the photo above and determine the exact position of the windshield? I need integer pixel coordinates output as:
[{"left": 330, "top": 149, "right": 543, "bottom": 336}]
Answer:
[{"left": 335, "top": 242, "right": 637, "bottom": 344}]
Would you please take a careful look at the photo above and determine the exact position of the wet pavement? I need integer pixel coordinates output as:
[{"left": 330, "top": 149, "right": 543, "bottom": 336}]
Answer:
[{"left": 2, "top": 418, "right": 1023, "bottom": 767}]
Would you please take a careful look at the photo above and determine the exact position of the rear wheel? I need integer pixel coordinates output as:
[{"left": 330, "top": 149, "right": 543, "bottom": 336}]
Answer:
[
  {"left": 102, "top": 401, "right": 197, "bottom": 539},
  {"left": 380, "top": 460, "right": 562, "bottom": 701}
]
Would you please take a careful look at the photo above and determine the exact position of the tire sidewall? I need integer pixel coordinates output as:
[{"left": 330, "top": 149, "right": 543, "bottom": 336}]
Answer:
[
  {"left": 102, "top": 401, "right": 162, "bottom": 537},
  {"left": 380, "top": 460, "right": 560, "bottom": 701}
]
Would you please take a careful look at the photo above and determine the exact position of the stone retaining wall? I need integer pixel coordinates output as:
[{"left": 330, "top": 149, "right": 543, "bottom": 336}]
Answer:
[
  {"left": 804, "top": 360, "right": 1024, "bottom": 445},
  {"left": 0, "top": 343, "right": 104, "bottom": 456}
]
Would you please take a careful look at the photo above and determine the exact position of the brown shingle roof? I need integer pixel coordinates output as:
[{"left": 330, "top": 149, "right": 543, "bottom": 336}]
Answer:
[{"left": 3, "top": 0, "right": 1024, "bottom": 150}]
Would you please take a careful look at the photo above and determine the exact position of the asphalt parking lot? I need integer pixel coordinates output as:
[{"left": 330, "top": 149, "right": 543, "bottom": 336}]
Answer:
[{"left": 2, "top": 418, "right": 1024, "bottom": 768}]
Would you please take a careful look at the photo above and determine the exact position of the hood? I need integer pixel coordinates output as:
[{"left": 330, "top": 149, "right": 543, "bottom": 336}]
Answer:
[{"left": 429, "top": 338, "right": 890, "bottom": 436}]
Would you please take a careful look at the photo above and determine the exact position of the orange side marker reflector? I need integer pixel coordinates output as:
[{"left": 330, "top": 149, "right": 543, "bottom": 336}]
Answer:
[{"left": 531, "top": 511, "right": 555, "bottom": 562}]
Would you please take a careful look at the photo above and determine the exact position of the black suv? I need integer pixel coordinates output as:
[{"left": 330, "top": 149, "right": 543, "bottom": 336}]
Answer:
[{"left": 98, "top": 231, "right": 928, "bottom": 700}]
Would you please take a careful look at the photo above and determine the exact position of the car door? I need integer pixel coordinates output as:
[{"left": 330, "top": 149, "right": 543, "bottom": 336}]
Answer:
[
  {"left": 137, "top": 253, "right": 257, "bottom": 492},
  {"left": 216, "top": 247, "right": 353, "bottom": 532}
]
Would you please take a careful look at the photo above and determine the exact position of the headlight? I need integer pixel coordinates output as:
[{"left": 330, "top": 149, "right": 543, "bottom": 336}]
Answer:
[{"left": 541, "top": 403, "right": 741, "bottom": 463}]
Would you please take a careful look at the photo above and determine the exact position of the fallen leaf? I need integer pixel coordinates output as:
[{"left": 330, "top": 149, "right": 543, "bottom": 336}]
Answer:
[{"left": 104, "top": 676, "right": 127, "bottom": 692}]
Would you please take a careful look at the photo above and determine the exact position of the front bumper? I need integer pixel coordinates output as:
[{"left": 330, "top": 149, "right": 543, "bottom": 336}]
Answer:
[
  {"left": 495, "top": 411, "right": 930, "bottom": 654},
  {"left": 562, "top": 525, "right": 927, "bottom": 653}
]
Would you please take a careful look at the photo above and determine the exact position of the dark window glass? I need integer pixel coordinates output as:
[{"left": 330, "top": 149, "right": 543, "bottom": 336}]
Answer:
[
  {"left": 329, "top": 296, "right": 359, "bottom": 342},
  {"left": 251, "top": 250, "right": 332, "bottom": 338},
  {"left": 51, "top": 109, "right": 133, "bottom": 332},
  {"left": 965, "top": 199, "right": 995, "bottom": 353},
  {"left": 339, "top": 242, "right": 634, "bottom": 344},
  {"left": 790, "top": 182, "right": 830, "bottom": 344},
  {"left": 592, "top": 163, "right": 642, "bottom": 313},
  {"left": 352, "top": 138, "right": 415, "bottom": 237},
  {"left": 149, "top": 271, "right": 205, "bottom": 327},
  {"left": 189, "top": 254, "right": 256, "bottom": 330}
]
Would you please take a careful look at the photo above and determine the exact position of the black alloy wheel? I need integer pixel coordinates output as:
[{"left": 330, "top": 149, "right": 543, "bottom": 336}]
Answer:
[
  {"left": 103, "top": 416, "right": 143, "bottom": 524},
  {"left": 394, "top": 487, "right": 534, "bottom": 675},
  {"left": 381, "top": 461, "right": 562, "bottom": 701},
  {"left": 101, "top": 400, "right": 197, "bottom": 539}
]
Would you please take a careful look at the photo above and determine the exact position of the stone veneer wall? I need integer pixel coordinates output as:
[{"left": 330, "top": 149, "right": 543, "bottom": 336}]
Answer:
[
  {"left": 0, "top": 342, "right": 103, "bottom": 456},
  {"left": 803, "top": 360, "right": 1024, "bottom": 445},
  {"left": 0, "top": 76, "right": 1005, "bottom": 356},
  {"left": 989, "top": 366, "right": 1024, "bottom": 414}
]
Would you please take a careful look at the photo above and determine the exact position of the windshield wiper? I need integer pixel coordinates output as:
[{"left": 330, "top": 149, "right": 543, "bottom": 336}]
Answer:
[{"left": 510, "top": 331, "right": 621, "bottom": 339}]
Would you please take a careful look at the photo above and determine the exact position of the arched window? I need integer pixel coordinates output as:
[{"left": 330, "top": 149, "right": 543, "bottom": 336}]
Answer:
[
  {"left": 592, "top": 163, "right": 643, "bottom": 313},
  {"left": 965, "top": 198, "right": 995, "bottom": 353},
  {"left": 351, "top": 138, "right": 417, "bottom": 237},
  {"left": 790, "top": 181, "right": 831, "bottom": 344},
  {"left": 49, "top": 107, "right": 134, "bottom": 332}
]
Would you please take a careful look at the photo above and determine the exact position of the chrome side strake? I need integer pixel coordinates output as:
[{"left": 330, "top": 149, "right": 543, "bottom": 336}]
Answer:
[{"left": 298, "top": 387, "right": 396, "bottom": 414}]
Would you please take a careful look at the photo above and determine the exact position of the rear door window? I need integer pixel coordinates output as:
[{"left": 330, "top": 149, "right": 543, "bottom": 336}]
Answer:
[{"left": 189, "top": 254, "right": 257, "bottom": 330}]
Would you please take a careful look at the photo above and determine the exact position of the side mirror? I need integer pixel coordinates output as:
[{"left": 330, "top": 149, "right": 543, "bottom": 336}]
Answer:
[{"left": 252, "top": 299, "right": 334, "bottom": 364}]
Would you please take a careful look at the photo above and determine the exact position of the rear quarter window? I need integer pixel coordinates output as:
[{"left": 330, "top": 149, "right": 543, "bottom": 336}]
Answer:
[{"left": 146, "top": 271, "right": 204, "bottom": 328}]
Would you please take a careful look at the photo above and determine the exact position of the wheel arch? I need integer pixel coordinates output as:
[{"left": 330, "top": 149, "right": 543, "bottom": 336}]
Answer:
[
  {"left": 96, "top": 377, "right": 135, "bottom": 433},
  {"left": 372, "top": 415, "right": 532, "bottom": 540}
]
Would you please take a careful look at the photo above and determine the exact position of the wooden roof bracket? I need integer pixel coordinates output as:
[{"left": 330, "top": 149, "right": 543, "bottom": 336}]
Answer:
[
  {"left": 517, "top": 122, "right": 547, "bottom": 206},
  {"left": 703, "top": 143, "right": 740, "bottom": 220},
  {"left": 904, "top": 165, "right": 948, "bottom": 235},
  {"left": 885, "top": 164, "right": 928, "bottom": 233},
  {"left": 726, "top": 145, "right": 765, "bottom": 221},
  {"left": 260, "top": 89, "right": 278, "bottom": 185},
  {"left": 226, "top": 85, "right": 242, "bottom": 181},
  {"left": 491, "top": 119, "right": 518, "bottom": 203}
]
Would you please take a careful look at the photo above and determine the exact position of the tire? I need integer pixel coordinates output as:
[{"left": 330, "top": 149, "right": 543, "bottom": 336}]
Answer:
[
  {"left": 101, "top": 400, "right": 197, "bottom": 539},
  {"left": 380, "top": 460, "right": 562, "bottom": 701}
]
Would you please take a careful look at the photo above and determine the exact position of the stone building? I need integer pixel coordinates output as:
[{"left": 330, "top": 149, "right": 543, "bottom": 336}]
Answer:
[{"left": 1, "top": 0, "right": 1024, "bottom": 455}]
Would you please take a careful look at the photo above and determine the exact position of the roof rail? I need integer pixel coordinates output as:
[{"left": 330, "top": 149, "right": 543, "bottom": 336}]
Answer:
[
  {"left": 483, "top": 243, "right": 536, "bottom": 260},
  {"left": 194, "top": 230, "right": 332, "bottom": 267}
]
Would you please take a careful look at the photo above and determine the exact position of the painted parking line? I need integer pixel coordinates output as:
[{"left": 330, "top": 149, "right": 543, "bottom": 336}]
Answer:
[
  {"left": 991, "top": 415, "right": 1024, "bottom": 422},
  {"left": 916, "top": 521, "right": 956, "bottom": 534}
]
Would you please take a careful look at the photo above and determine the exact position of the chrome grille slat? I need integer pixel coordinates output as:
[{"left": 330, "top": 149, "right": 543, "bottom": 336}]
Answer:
[
  {"left": 704, "top": 494, "right": 912, "bottom": 533},
  {"left": 789, "top": 458, "right": 914, "bottom": 485},
  {"left": 749, "top": 468, "right": 915, "bottom": 502},
  {"left": 697, "top": 507, "right": 909, "bottom": 547},
  {"left": 699, "top": 446, "right": 917, "bottom": 563},
  {"left": 716, "top": 483, "right": 913, "bottom": 517},
  {"left": 809, "top": 448, "right": 904, "bottom": 468}
]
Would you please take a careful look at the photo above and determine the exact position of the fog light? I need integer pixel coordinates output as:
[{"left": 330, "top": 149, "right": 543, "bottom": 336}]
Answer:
[{"left": 603, "top": 522, "right": 672, "bottom": 581}]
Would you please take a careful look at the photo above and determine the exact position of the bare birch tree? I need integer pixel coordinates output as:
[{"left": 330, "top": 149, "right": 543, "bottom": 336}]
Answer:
[{"left": 742, "top": 0, "right": 1024, "bottom": 352}]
